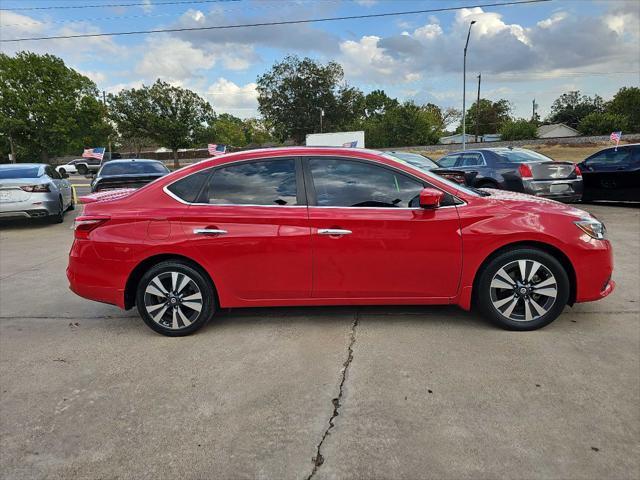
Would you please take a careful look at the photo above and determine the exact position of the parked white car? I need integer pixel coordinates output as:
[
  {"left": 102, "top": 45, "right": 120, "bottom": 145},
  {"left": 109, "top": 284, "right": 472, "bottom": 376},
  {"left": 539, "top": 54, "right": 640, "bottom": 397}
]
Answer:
[{"left": 55, "top": 160, "right": 80, "bottom": 175}]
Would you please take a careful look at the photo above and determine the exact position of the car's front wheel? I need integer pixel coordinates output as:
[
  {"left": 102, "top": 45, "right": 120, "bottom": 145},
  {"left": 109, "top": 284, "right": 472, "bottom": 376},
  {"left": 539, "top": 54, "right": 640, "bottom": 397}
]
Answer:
[
  {"left": 475, "top": 248, "right": 570, "bottom": 330},
  {"left": 136, "top": 260, "right": 216, "bottom": 336}
]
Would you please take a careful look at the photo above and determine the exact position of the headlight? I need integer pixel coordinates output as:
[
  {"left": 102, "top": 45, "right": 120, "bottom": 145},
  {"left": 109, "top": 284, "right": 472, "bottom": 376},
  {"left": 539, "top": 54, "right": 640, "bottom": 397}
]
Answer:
[{"left": 575, "top": 218, "right": 606, "bottom": 240}]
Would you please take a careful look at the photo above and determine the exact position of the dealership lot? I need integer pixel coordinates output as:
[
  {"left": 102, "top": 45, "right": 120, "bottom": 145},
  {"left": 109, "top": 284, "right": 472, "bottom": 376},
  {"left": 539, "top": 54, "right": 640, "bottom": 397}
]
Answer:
[{"left": 0, "top": 202, "right": 638, "bottom": 479}]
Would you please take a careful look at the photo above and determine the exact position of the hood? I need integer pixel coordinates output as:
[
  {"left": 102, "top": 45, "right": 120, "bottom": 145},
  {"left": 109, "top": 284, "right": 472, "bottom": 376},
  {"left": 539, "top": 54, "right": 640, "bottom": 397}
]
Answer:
[{"left": 481, "top": 188, "right": 591, "bottom": 219}]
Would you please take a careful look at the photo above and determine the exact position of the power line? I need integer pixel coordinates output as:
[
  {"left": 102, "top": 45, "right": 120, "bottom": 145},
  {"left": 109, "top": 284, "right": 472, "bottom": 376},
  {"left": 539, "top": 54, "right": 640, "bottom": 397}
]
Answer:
[
  {"left": 0, "top": 0, "right": 551, "bottom": 42},
  {"left": 0, "top": 0, "right": 239, "bottom": 11}
]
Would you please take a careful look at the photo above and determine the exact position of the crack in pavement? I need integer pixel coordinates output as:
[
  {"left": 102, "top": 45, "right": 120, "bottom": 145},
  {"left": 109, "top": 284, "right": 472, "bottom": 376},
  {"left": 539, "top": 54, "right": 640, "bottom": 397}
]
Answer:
[{"left": 305, "top": 312, "right": 359, "bottom": 480}]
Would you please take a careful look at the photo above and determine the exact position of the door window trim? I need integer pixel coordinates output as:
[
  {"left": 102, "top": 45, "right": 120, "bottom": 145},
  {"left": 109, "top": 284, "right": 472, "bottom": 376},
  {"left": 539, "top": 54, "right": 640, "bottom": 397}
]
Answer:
[
  {"left": 163, "top": 156, "right": 307, "bottom": 207},
  {"left": 302, "top": 155, "right": 463, "bottom": 209},
  {"left": 459, "top": 151, "right": 487, "bottom": 167}
]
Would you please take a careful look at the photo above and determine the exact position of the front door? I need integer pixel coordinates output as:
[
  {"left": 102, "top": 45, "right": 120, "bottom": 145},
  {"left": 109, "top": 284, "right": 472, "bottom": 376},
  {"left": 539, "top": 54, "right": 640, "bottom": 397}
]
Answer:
[
  {"left": 305, "top": 157, "right": 462, "bottom": 300},
  {"left": 179, "top": 157, "right": 312, "bottom": 302}
]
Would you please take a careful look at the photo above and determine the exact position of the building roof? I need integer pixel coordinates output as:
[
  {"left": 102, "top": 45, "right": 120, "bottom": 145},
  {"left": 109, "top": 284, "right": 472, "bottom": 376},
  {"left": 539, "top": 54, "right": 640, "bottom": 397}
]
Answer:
[{"left": 537, "top": 123, "right": 580, "bottom": 136}]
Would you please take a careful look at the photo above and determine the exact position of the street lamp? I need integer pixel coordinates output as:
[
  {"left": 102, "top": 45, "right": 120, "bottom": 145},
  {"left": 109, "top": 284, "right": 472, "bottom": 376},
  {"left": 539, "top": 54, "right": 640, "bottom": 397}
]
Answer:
[
  {"left": 318, "top": 107, "right": 325, "bottom": 133},
  {"left": 462, "top": 20, "right": 476, "bottom": 151}
]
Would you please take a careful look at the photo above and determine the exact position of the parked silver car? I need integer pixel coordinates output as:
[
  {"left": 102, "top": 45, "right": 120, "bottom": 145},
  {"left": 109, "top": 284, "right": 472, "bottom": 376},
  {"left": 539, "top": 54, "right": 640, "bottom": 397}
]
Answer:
[{"left": 0, "top": 164, "right": 74, "bottom": 222}]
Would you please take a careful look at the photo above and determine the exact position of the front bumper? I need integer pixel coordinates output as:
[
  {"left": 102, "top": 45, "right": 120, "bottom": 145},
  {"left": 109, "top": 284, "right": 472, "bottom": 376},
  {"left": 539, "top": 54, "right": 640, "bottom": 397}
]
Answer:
[
  {"left": 573, "top": 239, "right": 615, "bottom": 303},
  {"left": 524, "top": 178, "right": 583, "bottom": 202}
]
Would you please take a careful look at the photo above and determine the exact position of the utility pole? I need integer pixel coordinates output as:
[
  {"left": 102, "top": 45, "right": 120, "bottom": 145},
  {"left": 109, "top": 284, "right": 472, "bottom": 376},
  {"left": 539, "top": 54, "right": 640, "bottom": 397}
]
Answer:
[
  {"left": 102, "top": 90, "right": 112, "bottom": 158},
  {"left": 475, "top": 73, "right": 481, "bottom": 143},
  {"left": 462, "top": 20, "right": 476, "bottom": 151},
  {"left": 319, "top": 108, "right": 324, "bottom": 133},
  {"left": 532, "top": 98, "right": 537, "bottom": 122}
]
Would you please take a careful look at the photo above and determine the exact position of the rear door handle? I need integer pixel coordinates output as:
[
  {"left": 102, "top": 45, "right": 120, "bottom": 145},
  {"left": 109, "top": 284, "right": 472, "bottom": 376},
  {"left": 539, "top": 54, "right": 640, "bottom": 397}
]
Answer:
[
  {"left": 194, "top": 228, "right": 228, "bottom": 235},
  {"left": 317, "top": 229, "right": 352, "bottom": 236}
]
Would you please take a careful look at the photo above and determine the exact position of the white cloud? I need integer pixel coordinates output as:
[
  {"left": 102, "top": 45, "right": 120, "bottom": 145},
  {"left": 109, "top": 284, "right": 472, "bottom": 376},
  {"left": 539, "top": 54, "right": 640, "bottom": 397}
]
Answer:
[
  {"left": 537, "top": 12, "right": 568, "bottom": 29},
  {"left": 456, "top": 7, "right": 530, "bottom": 45},
  {"left": 75, "top": 69, "right": 107, "bottom": 85},
  {"left": 205, "top": 78, "right": 258, "bottom": 118},
  {"left": 412, "top": 23, "right": 443, "bottom": 41},
  {"left": 141, "top": 0, "right": 153, "bottom": 13},
  {"left": 136, "top": 36, "right": 217, "bottom": 83}
]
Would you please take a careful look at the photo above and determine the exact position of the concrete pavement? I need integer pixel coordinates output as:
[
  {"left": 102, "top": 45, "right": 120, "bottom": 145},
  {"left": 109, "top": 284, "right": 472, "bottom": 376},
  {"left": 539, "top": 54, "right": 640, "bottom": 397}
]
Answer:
[{"left": 0, "top": 204, "right": 638, "bottom": 479}]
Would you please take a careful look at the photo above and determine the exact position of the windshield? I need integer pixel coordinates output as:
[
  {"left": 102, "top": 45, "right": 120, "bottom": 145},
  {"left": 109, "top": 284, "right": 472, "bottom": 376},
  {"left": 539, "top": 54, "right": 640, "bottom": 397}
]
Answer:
[
  {"left": 99, "top": 161, "right": 169, "bottom": 176},
  {"left": 382, "top": 153, "right": 480, "bottom": 197},
  {"left": 0, "top": 166, "right": 41, "bottom": 179},
  {"left": 496, "top": 149, "right": 553, "bottom": 163}
]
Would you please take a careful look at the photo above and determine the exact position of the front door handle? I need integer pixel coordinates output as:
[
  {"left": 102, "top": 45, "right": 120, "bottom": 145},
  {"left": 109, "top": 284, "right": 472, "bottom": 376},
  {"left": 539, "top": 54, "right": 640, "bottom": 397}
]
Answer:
[
  {"left": 317, "top": 228, "right": 352, "bottom": 236},
  {"left": 194, "top": 228, "right": 228, "bottom": 235}
]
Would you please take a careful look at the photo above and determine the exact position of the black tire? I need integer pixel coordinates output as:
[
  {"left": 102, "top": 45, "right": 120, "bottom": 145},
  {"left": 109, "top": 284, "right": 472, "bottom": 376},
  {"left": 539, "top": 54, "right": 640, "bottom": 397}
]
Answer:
[
  {"left": 136, "top": 260, "right": 215, "bottom": 336},
  {"left": 58, "top": 168, "right": 66, "bottom": 175},
  {"left": 77, "top": 164, "right": 88, "bottom": 175},
  {"left": 50, "top": 198, "right": 64, "bottom": 223},
  {"left": 475, "top": 248, "right": 570, "bottom": 331},
  {"left": 68, "top": 197, "right": 75, "bottom": 211}
]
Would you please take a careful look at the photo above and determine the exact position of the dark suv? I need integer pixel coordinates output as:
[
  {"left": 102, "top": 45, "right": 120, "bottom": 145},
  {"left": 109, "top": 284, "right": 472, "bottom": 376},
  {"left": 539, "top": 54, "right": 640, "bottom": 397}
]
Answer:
[
  {"left": 438, "top": 148, "right": 583, "bottom": 202},
  {"left": 577, "top": 144, "right": 639, "bottom": 202}
]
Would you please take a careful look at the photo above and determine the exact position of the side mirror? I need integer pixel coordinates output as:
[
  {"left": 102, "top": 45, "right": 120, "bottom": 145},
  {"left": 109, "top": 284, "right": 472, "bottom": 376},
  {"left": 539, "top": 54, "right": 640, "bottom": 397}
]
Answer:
[{"left": 419, "top": 187, "right": 444, "bottom": 209}]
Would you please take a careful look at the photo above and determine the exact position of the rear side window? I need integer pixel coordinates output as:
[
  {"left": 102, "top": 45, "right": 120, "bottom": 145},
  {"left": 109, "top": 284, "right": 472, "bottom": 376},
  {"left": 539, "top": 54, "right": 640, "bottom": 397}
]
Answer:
[
  {"left": 438, "top": 155, "right": 459, "bottom": 168},
  {"left": 460, "top": 153, "right": 484, "bottom": 167},
  {"left": 166, "top": 169, "right": 211, "bottom": 203},
  {"left": 308, "top": 158, "right": 423, "bottom": 208},
  {"left": 205, "top": 158, "right": 298, "bottom": 205}
]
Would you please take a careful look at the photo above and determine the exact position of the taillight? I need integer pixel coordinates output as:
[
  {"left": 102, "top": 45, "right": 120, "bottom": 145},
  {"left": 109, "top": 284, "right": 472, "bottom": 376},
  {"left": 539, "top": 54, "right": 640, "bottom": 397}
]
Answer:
[
  {"left": 20, "top": 184, "right": 50, "bottom": 192},
  {"left": 73, "top": 216, "right": 110, "bottom": 239},
  {"left": 574, "top": 165, "right": 582, "bottom": 178},
  {"left": 518, "top": 163, "right": 533, "bottom": 180}
]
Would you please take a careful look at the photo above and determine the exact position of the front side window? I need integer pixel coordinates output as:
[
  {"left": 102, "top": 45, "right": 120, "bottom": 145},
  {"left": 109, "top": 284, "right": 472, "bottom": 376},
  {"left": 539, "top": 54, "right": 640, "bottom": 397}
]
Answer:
[
  {"left": 586, "top": 148, "right": 635, "bottom": 168},
  {"left": 308, "top": 158, "right": 423, "bottom": 208},
  {"left": 205, "top": 158, "right": 298, "bottom": 205}
]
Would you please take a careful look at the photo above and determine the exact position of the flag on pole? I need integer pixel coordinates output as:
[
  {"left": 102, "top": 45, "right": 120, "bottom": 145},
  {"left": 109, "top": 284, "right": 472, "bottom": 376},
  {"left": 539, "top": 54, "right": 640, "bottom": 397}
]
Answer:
[
  {"left": 342, "top": 141, "right": 358, "bottom": 148},
  {"left": 610, "top": 131, "right": 622, "bottom": 150},
  {"left": 208, "top": 144, "right": 227, "bottom": 156},
  {"left": 82, "top": 147, "right": 105, "bottom": 160}
]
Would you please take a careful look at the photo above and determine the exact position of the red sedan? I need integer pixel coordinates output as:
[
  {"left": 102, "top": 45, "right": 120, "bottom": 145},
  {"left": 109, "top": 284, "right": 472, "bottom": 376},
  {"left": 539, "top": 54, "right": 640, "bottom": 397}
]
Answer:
[{"left": 68, "top": 147, "right": 615, "bottom": 336}]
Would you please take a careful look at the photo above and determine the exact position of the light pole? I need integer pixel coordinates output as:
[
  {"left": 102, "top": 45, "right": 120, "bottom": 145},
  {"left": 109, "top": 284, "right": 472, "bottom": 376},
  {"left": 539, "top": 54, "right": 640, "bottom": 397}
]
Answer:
[
  {"left": 462, "top": 20, "right": 476, "bottom": 151},
  {"left": 319, "top": 107, "right": 325, "bottom": 133}
]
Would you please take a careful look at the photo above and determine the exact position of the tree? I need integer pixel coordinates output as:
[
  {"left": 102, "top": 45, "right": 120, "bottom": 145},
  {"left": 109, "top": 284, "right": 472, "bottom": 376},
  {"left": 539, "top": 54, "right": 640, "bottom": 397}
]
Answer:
[
  {"left": 424, "top": 103, "right": 461, "bottom": 133},
  {"left": 463, "top": 99, "right": 512, "bottom": 136},
  {"left": 0, "top": 52, "right": 110, "bottom": 162},
  {"left": 607, "top": 87, "right": 640, "bottom": 132},
  {"left": 578, "top": 112, "right": 629, "bottom": 135},
  {"left": 256, "top": 56, "right": 362, "bottom": 143},
  {"left": 109, "top": 87, "right": 155, "bottom": 156},
  {"left": 146, "top": 80, "right": 214, "bottom": 168},
  {"left": 547, "top": 91, "right": 604, "bottom": 129},
  {"left": 500, "top": 119, "right": 538, "bottom": 141},
  {"left": 364, "top": 89, "right": 398, "bottom": 117}
]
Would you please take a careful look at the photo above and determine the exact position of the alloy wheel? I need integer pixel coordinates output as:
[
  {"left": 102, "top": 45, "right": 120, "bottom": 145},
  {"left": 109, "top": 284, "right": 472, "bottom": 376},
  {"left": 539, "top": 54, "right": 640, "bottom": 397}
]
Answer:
[
  {"left": 143, "top": 271, "right": 203, "bottom": 330},
  {"left": 489, "top": 259, "right": 558, "bottom": 322}
]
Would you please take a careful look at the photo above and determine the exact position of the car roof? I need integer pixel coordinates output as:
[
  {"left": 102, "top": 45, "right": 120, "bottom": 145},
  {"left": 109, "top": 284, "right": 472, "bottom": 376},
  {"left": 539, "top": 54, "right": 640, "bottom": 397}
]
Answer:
[
  {"left": 102, "top": 159, "right": 163, "bottom": 164},
  {"left": 0, "top": 163, "right": 46, "bottom": 168}
]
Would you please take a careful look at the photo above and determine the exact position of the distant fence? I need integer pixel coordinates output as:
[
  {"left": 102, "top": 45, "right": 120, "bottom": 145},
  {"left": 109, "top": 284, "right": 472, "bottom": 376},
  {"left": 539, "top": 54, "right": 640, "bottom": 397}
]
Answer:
[
  {"left": 49, "top": 133, "right": 639, "bottom": 166},
  {"left": 383, "top": 133, "right": 640, "bottom": 153}
]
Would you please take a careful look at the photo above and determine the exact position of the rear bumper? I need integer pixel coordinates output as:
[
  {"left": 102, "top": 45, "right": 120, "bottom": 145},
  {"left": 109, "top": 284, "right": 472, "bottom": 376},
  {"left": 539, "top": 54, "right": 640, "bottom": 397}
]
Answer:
[
  {"left": 67, "top": 240, "right": 126, "bottom": 308},
  {"left": 0, "top": 198, "right": 60, "bottom": 218},
  {"left": 524, "top": 179, "right": 583, "bottom": 202}
]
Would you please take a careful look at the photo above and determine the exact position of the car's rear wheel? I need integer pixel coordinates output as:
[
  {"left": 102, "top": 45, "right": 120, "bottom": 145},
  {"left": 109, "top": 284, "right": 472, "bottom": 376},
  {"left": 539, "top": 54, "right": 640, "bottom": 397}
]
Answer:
[
  {"left": 50, "top": 198, "right": 64, "bottom": 223},
  {"left": 475, "top": 248, "right": 570, "bottom": 330},
  {"left": 77, "top": 164, "right": 88, "bottom": 175},
  {"left": 58, "top": 168, "right": 66, "bottom": 175},
  {"left": 136, "top": 260, "right": 215, "bottom": 336}
]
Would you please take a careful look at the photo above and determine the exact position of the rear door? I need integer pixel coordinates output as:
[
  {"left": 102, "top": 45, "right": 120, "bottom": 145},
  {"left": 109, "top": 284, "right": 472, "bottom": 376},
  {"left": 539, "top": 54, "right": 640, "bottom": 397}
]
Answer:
[
  {"left": 304, "top": 156, "right": 462, "bottom": 300},
  {"left": 177, "top": 157, "right": 312, "bottom": 302}
]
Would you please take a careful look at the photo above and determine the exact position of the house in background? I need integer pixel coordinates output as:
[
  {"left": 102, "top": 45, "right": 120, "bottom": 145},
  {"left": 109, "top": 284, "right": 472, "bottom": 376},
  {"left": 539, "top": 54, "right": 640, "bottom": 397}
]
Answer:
[
  {"left": 439, "top": 133, "right": 476, "bottom": 144},
  {"left": 536, "top": 123, "right": 580, "bottom": 138}
]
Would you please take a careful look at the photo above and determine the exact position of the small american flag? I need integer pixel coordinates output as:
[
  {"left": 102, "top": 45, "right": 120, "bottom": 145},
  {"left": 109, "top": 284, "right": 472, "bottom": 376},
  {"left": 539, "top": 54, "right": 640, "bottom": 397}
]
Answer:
[
  {"left": 208, "top": 144, "right": 227, "bottom": 156},
  {"left": 82, "top": 147, "right": 105, "bottom": 160},
  {"left": 610, "top": 131, "right": 622, "bottom": 143},
  {"left": 342, "top": 141, "right": 358, "bottom": 148}
]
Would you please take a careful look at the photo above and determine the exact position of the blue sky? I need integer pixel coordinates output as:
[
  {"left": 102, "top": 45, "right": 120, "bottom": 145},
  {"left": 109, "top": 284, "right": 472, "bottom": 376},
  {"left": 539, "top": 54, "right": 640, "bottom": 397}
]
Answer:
[{"left": 1, "top": 0, "right": 639, "bottom": 122}]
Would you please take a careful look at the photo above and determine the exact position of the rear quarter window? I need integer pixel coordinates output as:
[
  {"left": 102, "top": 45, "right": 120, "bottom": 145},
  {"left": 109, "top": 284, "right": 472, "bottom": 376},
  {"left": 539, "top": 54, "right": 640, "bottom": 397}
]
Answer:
[{"left": 166, "top": 169, "right": 211, "bottom": 203}]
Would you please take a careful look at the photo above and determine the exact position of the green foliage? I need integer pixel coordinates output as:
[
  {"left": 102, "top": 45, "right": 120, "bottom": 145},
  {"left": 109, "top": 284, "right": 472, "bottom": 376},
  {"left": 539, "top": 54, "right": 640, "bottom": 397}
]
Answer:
[
  {"left": 500, "top": 119, "right": 538, "bottom": 140},
  {"left": 256, "top": 55, "right": 363, "bottom": 143},
  {"left": 578, "top": 112, "right": 630, "bottom": 135},
  {"left": 146, "top": 80, "right": 214, "bottom": 168},
  {"left": 463, "top": 98, "right": 512, "bottom": 136},
  {"left": 606, "top": 87, "right": 640, "bottom": 132},
  {"left": 108, "top": 87, "right": 155, "bottom": 155},
  {"left": 0, "top": 52, "right": 110, "bottom": 162},
  {"left": 547, "top": 91, "right": 604, "bottom": 129}
]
